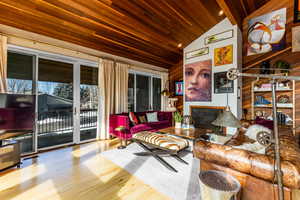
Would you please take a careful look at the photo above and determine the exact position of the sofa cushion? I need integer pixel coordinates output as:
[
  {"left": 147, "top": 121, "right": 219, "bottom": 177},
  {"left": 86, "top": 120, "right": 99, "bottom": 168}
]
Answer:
[
  {"left": 129, "top": 112, "right": 139, "bottom": 125},
  {"left": 158, "top": 111, "right": 172, "bottom": 121},
  {"left": 255, "top": 117, "right": 273, "bottom": 130},
  {"left": 138, "top": 115, "right": 147, "bottom": 123},
  {"left": 130, "top": 120, "right": 171, "bottom": 134},
  {"left": 146, "top": 112, "right": 158, "bottom": 122}
]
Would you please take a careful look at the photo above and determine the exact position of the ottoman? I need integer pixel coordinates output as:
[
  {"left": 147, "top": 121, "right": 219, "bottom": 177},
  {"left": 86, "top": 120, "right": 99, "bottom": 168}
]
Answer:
[{"left": 132, "top": 131, "right": 189, "bottom": 172}]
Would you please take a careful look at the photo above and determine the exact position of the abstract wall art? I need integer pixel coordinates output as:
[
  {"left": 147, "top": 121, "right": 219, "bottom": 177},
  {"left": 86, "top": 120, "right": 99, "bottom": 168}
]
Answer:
[
  {"left": 214, "top": 72, "right": 234, "bottom": 93},
  {"left": 292, "top": 26, "right": 300, "bottom": 52},
  {"left": 247, "top": 8, "right": 286, "bottom": 56},
  {"left": 185, "top": 47, "right": 209, "bottom": 59},
  {"left": 214, "top": 45, "right": 233, "bottom": 66},
  {"left": 204, "top": 29, "right": 233, "bottom": 45}
]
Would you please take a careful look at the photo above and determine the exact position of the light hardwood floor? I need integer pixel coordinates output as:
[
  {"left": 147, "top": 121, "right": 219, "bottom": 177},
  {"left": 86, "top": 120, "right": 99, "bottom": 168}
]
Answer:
[{"left": 0, "top": 140, "right": 170, "bottom": 200}]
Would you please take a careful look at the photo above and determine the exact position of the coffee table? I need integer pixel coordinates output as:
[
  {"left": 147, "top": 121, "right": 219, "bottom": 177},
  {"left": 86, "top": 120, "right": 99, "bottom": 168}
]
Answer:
[{"left": 159, "top": 127, "right": 213, "bottom": 151}]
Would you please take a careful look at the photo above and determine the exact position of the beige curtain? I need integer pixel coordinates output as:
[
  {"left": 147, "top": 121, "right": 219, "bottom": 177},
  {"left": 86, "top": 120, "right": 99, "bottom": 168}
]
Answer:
[
  {"left": 0, "top": 36, "right": 7, "bottom": 93},
  {"left": 115, "top": 62, "right": 129, "bottom": 113},
  {"left": 160, "top": 72, "right": 169, "bottom": 111},
  {"left": 99, "top": 58, "right": 115, "bottom": 140}
]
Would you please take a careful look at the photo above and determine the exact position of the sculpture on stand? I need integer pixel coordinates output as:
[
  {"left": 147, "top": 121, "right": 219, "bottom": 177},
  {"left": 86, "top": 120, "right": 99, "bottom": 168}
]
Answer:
[{"left": 166, "top": 97, "right": 178, "bottom": 112}]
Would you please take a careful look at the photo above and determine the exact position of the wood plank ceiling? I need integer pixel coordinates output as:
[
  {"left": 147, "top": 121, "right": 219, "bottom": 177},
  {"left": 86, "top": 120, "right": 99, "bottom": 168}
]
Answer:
[
  {"left": 0, "top": 0, "right": 226, "bottom": 68},
  {"left": 239, "top": 0, "right": 270, "bottom": 16}
]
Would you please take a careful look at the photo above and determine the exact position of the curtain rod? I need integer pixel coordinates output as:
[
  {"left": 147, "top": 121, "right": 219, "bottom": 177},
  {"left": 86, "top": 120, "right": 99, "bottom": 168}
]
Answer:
[{"left": 0, "top": 32, "right": 168, "bottom": 74}]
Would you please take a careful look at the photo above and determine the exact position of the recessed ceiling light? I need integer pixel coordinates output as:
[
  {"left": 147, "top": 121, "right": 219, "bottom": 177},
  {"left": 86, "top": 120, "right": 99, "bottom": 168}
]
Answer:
[
  {"left": 177, "top": 43, "right": 182, "bottom": 48},
  {"left": 218, "top": 10, "right": 224, "bottom": 16}
]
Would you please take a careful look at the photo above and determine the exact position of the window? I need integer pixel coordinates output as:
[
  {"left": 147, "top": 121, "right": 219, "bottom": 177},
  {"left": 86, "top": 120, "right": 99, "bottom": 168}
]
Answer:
[
  {"left": 128, "top": 72, "right": 161, "bottom": 112},
  {"left": 7, "top": 52, "right": 35, "bottom": 95},
  {"left": 128, "top": 73, "right": 135, "bottom": 112},
  {"left": 152, "top": 77, "right": 161, "bottom": 111},
  {"left": 136, "top": 74, "right": 150, "bottom": 112}
]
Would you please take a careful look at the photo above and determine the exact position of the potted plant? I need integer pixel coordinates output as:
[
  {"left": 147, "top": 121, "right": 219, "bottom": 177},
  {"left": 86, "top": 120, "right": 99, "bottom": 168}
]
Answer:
[{"left": 174, "top": 111, "right": 183, "bottom": 129}]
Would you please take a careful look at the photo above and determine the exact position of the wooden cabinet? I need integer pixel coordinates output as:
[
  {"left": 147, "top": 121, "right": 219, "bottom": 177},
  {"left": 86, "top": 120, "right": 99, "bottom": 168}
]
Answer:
[
  {"left": 0, "top": 140, "right": 21, "bottom": 171},
  {"left": 251, "top": 79, "right": 295, "bottom": 134}
]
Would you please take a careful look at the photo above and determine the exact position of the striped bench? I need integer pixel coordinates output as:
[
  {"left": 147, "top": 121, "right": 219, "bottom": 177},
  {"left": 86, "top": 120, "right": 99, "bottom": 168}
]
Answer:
[{"left": 132, "top": 131, "right": 189, "bottom": 172}]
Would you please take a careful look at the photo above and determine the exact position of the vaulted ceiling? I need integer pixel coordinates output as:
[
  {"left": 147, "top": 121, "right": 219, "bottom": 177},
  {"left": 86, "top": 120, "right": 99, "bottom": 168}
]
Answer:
[{"left": 0, "top": 0, "right": 269, "bottom": 68}]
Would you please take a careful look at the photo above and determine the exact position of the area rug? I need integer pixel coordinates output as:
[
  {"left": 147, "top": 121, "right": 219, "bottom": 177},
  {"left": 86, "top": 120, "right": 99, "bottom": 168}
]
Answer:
[{"left": 101, "top": 143, "right": 201, "bottom": 200}]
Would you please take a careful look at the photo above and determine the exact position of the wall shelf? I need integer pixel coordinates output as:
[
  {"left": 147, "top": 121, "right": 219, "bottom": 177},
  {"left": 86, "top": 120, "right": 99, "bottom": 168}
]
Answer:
[
  {"left": 254, "top": 103, "right": 293, "bottom": 108},
  {"left": 244, "top": 46, "right": 292, "bottom": 71},
  {"left": 251, "top": 79, "right": 295, "bottom": 135},
  {"left": 253, "top": 88, "right": 293, "bottom": 92}
]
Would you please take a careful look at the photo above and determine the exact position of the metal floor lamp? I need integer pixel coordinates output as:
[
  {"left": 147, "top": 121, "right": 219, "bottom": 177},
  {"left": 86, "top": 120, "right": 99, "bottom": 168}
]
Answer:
[{"left": 226, "top": 68, "right": 300, "bottom": 200}]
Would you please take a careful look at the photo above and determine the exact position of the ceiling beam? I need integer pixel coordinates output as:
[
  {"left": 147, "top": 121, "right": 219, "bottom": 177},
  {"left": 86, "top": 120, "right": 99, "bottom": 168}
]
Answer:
[
  {"left": 239, "top": 0, "right": 248, "bottom": 16},
  {"left": 216, "top": 0, "right": 242, "bottom": 27}
]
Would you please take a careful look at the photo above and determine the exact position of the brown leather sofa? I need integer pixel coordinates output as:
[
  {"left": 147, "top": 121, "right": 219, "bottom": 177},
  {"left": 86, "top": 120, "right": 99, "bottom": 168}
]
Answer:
[{"left": 194, "top": 128, "right": 300, "bottom": 200}]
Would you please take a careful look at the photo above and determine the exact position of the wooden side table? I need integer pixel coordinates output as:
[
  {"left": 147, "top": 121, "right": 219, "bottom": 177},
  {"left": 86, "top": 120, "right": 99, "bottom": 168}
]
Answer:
[
  {"left": 0, "top": 140, "right": 21, "bottom": 171},
  {"left": 115, "top": 126, "right": 129, "bottom": 149}
]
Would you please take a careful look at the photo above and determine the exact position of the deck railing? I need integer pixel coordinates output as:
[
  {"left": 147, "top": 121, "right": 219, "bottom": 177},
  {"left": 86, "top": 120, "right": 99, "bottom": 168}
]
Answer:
[{"left": 37, "top": 109, "right": 97, "bottom": 134}]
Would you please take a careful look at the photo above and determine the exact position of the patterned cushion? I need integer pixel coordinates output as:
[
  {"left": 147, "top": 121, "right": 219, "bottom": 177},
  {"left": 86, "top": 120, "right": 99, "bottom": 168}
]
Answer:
[
  {"left": 138, "top": 115, "right": 147, "bottom": 123},
  {"left": 129, "top": 112, "right": 139, "bottom": 125},
  {"left": 146, "top": 112, "right": 158, "bottom": 122},
  {"left": 133, "top": 131, "right": 189, "bottom": 151}
]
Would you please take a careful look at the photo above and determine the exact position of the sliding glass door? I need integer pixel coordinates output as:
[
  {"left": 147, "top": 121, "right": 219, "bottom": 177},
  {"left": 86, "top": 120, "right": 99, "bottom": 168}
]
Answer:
[
  {"left": 79, "top": 65, "right": 98, "bottom": 142},
  {"left": 7, "top": 46, "right": 99, "bottom": 152},
  {"left": 37, "top": 58, "right": 74, "bottom": 149}
]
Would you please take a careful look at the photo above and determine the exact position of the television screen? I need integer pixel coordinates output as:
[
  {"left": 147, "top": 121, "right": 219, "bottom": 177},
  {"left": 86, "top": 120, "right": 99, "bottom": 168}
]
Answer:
[{"left": 0, "top": 94, "right": 35, "bottom": 131}]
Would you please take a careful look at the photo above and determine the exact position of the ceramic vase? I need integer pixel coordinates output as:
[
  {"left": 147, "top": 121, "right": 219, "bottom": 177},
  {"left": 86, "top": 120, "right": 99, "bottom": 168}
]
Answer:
[{"left": 175, "top": 122, "right": 181, "bottom": 129}]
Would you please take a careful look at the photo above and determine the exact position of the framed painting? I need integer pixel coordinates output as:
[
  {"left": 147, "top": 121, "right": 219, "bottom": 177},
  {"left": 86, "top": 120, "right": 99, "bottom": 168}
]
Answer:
[
  {"left": 214, "top": 45, "right": 233, "bottom": 66},
  {"left": 292, "top": 26, "right": 300, "bottom": 52},
  {"left": 184, "top": 59, "right": 212, "bottom": 102},
  {"left": 204, "top": 29, "right": 233, "bottom": 45},
  {"left": 175, "top": 81, "right": 183, "bottom": 96},
  {"left": 214, "top": 72, "right": 234, "bottom": 93},
  {"left": 247, "top": 8, "right": 286, "bottom": 56},
  {"left": 185, "top": 47, "right": 209, "bottom": 59}
]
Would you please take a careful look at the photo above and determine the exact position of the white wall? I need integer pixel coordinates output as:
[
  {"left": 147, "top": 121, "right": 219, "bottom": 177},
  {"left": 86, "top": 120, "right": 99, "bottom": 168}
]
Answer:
[{"left": 183, "top": 18, "right": 242, "bottom": 135}]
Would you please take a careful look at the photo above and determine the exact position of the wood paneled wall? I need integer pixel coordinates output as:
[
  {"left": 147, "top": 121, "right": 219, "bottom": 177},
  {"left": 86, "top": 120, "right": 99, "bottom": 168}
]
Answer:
[
  {"left": 242, "top": 0, "right": 300, "bottom": 129},
  {"left": 169, "top": 60, "right": 183, "bottom": 112}
]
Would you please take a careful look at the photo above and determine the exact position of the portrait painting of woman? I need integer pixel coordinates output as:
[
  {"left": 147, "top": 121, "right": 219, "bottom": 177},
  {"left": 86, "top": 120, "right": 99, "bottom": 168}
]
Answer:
[{"left": 185, "top": 59, "right": 212, "bottom": 102}]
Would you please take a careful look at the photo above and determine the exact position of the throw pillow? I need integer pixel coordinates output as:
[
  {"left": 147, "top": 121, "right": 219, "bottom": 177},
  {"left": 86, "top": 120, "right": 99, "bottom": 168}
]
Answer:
[
  {"left": 129, "top": 112, "right": 139, "bottom": 125},
  {"left": 245, "top": 124, "right": 272, "bottom": 141},
  {"left": 255, "top": 117, "right": 273, "bottom": 130},
  {"left": 138, "top": 115, "right": 147, "bottom": 123},
  {"left": 235, "top": 142, "right": 266, "bottom": 154},
  {"left": 146, "top": 112, "right": 158, "bottom": 122}
]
